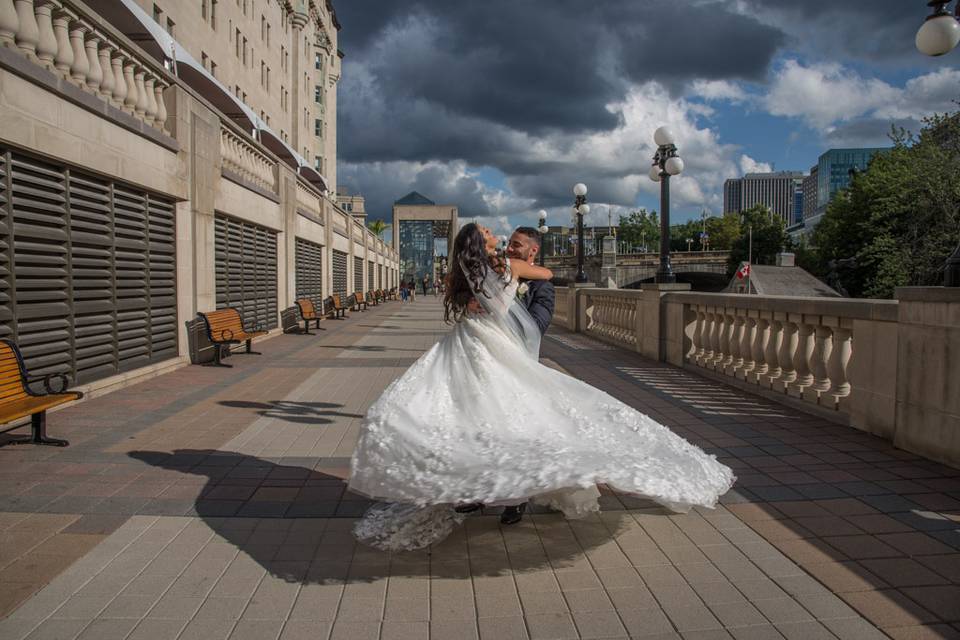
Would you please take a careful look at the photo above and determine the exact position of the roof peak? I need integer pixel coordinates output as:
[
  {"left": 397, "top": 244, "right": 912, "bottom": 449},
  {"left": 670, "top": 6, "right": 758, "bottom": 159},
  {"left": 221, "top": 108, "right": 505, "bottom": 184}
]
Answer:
[{"left": 395, "top": 191, "right": 436, "bottom": 206}]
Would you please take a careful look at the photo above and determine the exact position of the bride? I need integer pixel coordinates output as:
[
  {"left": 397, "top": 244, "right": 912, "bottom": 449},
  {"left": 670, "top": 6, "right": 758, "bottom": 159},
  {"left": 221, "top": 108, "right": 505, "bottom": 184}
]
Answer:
[{"left": 348, "top": 223, "right": 735, "bottom": 551}]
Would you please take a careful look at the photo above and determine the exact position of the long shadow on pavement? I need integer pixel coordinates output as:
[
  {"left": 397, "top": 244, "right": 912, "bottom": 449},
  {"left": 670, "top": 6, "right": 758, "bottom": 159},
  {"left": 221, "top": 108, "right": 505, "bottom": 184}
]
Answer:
[{"left": 128, "top": 449, "right": 636, "bottom": 585}]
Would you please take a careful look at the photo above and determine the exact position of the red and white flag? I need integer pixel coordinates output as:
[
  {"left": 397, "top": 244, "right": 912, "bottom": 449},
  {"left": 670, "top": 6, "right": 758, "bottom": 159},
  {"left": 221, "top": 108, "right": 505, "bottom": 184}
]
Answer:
[{"left": 736, "top": 263, "right": 751, "bottom": 280}]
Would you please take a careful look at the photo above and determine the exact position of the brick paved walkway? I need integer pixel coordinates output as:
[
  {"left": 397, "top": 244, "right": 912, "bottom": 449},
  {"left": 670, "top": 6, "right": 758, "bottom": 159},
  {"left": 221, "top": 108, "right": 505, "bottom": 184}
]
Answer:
[{"left": 0, "top": 298, "right": 957, "bottom": 640}]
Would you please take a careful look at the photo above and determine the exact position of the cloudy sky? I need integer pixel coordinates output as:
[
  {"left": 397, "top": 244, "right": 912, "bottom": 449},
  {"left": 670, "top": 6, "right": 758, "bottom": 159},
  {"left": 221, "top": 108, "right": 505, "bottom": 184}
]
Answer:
[{"left": 335, "top": 0, "right": 960, "bottom": 233}]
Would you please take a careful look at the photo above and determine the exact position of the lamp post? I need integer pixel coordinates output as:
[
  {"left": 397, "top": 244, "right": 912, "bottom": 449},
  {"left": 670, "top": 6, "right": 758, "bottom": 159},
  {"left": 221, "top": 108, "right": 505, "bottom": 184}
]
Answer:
[
  {"left": 573, "top": 183, "right": 590, "bottom": 283},
  {"left": 686, "top": 238, "right": 693, "bottom": 252},
  {"left": 916, "top": 2, "right": 960, "bottom": 284},
  {"left": 649, "top": 127, "right": 684, "bottom": 283},
  {"left": 537, "top": 210, "right": 548, "bottom": 266}
]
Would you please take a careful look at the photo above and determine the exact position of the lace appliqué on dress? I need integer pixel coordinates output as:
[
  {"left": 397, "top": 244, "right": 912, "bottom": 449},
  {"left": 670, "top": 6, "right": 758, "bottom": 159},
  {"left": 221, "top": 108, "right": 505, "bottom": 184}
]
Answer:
[{"left": 353, "top": 503, "right": 466, "bottom": 552}]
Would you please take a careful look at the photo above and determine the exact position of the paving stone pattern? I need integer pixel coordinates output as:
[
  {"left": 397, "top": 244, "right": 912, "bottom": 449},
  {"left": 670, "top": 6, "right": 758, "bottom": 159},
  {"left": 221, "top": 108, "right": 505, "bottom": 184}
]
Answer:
[{"left": 0, "top": 298, "right": 957, "bottom": 639}]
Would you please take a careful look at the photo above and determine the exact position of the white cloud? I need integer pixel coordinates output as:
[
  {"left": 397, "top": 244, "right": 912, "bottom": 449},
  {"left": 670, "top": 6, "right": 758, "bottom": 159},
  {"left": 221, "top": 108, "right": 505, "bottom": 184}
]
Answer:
[
  {"left": 763, "top": 59, "right": 960, "bottom": 134},
  {"left": 739, "top": 155, "right": 772, "bottom": 174},
  {"left": 689, "top": 79, "right": 745, "bottom": 103}
]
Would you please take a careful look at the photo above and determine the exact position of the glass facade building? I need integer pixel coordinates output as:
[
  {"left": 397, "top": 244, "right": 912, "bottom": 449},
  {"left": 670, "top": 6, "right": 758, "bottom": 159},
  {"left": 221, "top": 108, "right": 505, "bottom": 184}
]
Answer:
[
  {"left": 398, "top": 220, "right": 436, "bottom": 283},
  {"left": 816, "top": 148, "right": 888, "bottom": 216}
]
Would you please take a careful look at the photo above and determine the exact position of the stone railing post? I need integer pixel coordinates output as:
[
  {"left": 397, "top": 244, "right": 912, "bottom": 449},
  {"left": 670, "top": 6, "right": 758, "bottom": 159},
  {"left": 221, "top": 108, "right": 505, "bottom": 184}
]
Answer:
[
  {"left": 827, "top": 327, "right": 851, "bottom": 400},
  {"left": 51, "top": 6, "right": 72, "bottom": 74},
  {"left": 33, "top": 0, "right": 55, "bottom": 67},
  {"left": 811, "top": 325, "right": 833, "bottom": 395},
  {"left": 67, "top": 18, "right": 87, "bottom": 84},
  {"left": 789, "top": 322, "right": 815, "bottom": 396},
  {"left": 14, "top": 0, "right": 38, "bottom": 58},
  {"left": 777, "top": 320, "right": 798, "bottom": 391},
  {"left": 0, "top": 0, "right": 19, "bottom": 48},
  {"left": 83, "top": 30, "right": 102, "bottom": 93}
]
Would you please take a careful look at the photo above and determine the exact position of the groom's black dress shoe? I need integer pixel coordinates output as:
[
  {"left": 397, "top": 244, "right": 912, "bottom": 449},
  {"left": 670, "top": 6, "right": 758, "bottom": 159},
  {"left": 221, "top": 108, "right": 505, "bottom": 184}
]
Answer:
[
  {"left": 454, "top": 503, "right": 482, "bottom": 514},
  {"left": 500, "top": 503, "right": 526, "bottom": 525}
]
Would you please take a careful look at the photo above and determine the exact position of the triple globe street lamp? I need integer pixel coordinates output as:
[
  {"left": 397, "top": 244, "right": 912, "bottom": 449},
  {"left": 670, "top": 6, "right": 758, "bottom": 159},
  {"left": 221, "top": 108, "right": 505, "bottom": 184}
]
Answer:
[
  {"left": 648, "top": 126, "right": 685, "bottom": 284},
  {"left": 537, "top": 210, "right": 549, "bottom": 266},
  {"left": 572, "top": 184, "right": 590, "bottom": 283}
]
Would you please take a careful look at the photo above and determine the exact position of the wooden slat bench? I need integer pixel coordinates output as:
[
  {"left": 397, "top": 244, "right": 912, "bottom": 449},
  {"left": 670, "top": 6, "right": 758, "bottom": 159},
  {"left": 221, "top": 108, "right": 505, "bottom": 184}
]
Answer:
[
  {"left": 328, "top": 294, "right": 347, "bottom": 319},
  {"left": 366, "top": 291, "right": 378, "bottom": 307},
  {"left": 295, "top": 298, "right": 323, "bottom": 334},
  {"left": 197, "top": 308, "right": 268, "bottom": 367},
  {"left": 0, "top": 339, "right": 83, "bottom": 447},
  {"left": 353, "top": 291, "right": 368, "bottom": 312}
]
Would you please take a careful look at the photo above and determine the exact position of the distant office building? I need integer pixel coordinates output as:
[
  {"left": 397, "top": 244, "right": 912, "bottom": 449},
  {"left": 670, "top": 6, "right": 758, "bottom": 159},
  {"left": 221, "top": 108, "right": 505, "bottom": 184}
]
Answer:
[
  {"left": 814, "top": 148, "right": 889, "bottom": 218},
  {"left": 723, "top": 172, "right": 805, "bottom": 225},
  {"left": 802, "top": 166, "right": 818, "bottom": 221},
  {"left": 723, "top": 179, "right": 742, "bottom": 214}
]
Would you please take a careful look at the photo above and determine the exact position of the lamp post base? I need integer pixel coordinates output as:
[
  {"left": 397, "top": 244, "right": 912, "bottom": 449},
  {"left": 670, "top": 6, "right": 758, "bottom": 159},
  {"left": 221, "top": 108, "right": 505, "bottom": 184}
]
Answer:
[{"left": 654, "top": 272, "right": 677, "bottom": 284}]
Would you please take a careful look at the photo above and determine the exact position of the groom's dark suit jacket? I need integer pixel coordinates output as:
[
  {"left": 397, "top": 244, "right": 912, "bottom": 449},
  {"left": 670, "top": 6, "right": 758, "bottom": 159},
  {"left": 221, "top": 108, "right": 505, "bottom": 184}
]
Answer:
[{"left": 521, "top": 279, "right": 555, "bottom": 337}]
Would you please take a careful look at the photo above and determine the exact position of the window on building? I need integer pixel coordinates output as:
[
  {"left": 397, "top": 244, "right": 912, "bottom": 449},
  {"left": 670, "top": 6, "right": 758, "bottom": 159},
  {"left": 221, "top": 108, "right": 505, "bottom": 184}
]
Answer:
[
  {"left": 201, "top": 51, "right": 208, "bottom": 70},
  {"left": 166, "top": 17, "right": 175, "bottom": 37},
  {"left": 211, "top": 0, "right": 217, "bottom": 29},
  {"left": 242, "top": 37, "right": 248, "bottom": 65},
  {"left": 261, "top": 16, "right": 266, "bottom": 40},
  {"left": 234, "top": 84, "right": 240, "bottom": 97},
  {"left": 314, "top": 156, "right": 322, "bottom": 172},
  {"left": 315, "top": 52, "right": 322, "bottom": 70},
  {"left": 314, "top": 85, "right": 322, "bottom": 104},
  {"left": 152, "top": 4, "right": 161, "bottom": 23},
  {"left": 235, "top": 29, "right": 240, "bottom": 57},
  {"left": 210, "top": 60, "right": 217, "bottom": 78},
  {"left": 265, "top": 66, "right": 270, "bottom": 91},
  {"left": 314, "top": 118, "right": 321, "bottom": 137},
  {"left": 260, "top": 61, "right": 265, "bottom": 87},
  {"left": 266, "top": 23, "right": 270, "bottom": 46},
  {"left": 280, "top": 86, "right": 285, "bottom": 110},
  {"left": 243, "top": 0, "right": 248, "bottom": 16},
  {"left": 202, "top": 0, "right": 207, "bottom": 20}
]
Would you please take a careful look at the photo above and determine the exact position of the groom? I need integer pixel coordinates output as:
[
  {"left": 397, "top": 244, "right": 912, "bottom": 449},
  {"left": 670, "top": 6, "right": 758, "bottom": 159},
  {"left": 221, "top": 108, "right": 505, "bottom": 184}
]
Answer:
[{"left": 501, "top": 226, "right": 555, "bottom": 524}]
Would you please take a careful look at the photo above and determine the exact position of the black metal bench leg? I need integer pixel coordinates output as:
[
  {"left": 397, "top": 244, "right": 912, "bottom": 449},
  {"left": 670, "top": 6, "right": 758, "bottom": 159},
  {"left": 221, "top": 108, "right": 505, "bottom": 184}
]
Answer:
[
  {"left": 302, "top": 319, "right": 312, "bottom": 335},
  {"left": 31, "top": 411, "right": 68, "bottom": 446},
  {"left": 204, "top": 344, "right": 232, "bottom": 367},
  {"left": 245, "top": 339, "right": 261, "bottom": 355}
]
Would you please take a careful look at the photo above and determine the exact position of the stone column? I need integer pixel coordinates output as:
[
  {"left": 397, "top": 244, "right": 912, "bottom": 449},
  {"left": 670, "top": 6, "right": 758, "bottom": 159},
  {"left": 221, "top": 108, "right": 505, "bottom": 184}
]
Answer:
[{"left": 893, "top": 287, "right": 960, "bottom": 468}]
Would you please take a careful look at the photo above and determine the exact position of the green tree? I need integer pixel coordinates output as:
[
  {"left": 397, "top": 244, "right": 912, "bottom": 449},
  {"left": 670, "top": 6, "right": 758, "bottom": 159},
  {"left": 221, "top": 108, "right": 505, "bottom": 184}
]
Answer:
[
  {"left": 618, "top": 209, "right": 659, "bottom": 251},
  {"left": 367, "top": 219, "right": 390, "bottom": 238},
  {"left": 810, "top": 110, "right": 960, "bottom": 298},
  {"left": 705, "top": 213, "right": 742, "bottom": 250},
  {"left": 727, "top": 204, "right": 789, "bottom": 275}
]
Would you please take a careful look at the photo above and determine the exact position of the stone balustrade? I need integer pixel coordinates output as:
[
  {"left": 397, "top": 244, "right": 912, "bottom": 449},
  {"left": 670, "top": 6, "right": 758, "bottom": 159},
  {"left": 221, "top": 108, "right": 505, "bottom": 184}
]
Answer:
[
  {"left": 1, "top": 0, "right": 170, "bottom": 133},
  {"left": 219, "top": 125, "right": 277, "bottom": 193},
  {"left": 296, "top": 180, "right": 321, "bottom": 216},
  {"left": 556, "top": 286, "right": 960, "bottom": 468},
  {"left": 581, "top": 288, "right": 642, "bottom": 350},
  {"left": 681, "top": 295, "right": 881, "bottom": 411}
]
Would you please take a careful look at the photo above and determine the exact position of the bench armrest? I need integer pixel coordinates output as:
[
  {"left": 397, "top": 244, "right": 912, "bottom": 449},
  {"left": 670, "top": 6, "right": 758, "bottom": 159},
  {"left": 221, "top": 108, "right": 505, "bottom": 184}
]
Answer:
[{"left": 27, "top": 373, "right": 72, "bottom": 395}]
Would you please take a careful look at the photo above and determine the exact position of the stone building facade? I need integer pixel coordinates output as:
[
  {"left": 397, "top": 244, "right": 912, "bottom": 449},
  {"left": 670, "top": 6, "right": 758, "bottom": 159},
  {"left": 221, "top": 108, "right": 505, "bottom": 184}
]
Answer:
[{"left": 0, "top": 0, "right": 398, "bottom": 396}]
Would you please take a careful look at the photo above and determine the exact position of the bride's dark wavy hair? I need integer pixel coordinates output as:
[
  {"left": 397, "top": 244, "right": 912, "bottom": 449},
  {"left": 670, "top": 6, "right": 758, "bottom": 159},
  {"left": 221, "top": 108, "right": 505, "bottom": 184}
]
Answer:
[{"left": 443, "top": 223, "right": 506, "bottom": 323}]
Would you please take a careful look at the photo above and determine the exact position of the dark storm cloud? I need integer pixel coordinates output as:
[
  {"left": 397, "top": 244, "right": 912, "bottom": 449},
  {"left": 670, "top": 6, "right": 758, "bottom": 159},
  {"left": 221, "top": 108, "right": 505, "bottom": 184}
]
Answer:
[
  {"left": 336, "top": 1, "right": 783, "bottom": 153},
  {"left": 733, "top": 0, "right": 933, "bottom": 65}
]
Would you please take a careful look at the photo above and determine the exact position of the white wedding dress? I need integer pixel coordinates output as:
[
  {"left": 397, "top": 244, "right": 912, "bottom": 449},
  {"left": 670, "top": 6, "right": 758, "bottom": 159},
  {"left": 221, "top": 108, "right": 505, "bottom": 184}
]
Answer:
[{"left": 349, "top": 261, "right": 735, "bottom": 551}]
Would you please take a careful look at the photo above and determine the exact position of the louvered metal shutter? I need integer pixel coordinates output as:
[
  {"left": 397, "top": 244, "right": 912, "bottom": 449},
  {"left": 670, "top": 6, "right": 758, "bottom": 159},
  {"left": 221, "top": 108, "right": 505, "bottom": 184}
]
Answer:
[
  {"left": 367, "top": 260, "right": 374, "bottom": 291},
  {"left": 0, "top": 147, "right": 178, "bottom": 385},
  {"left": 378, "top": 265, "right": 383, "bottom": 290},
  {"left": 353, "top": 256, "right": 363, "bottom": 293},
  {"left": 0, "top": 154, "right": 11, "bottom": 341},
  {"left": 295, "top": 237, "right": 323, "bottom": 308},
  {"left": 214, "top": 213, "right": 278, "bottom": 330},
  {"left": 331, "top": 250, "right": 347, "bottom": 297},
  {"left": 147, "top": 197, "right": 177, "bottom": 359}
]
